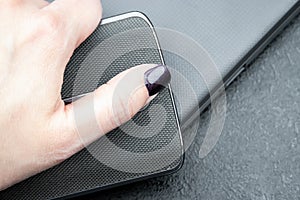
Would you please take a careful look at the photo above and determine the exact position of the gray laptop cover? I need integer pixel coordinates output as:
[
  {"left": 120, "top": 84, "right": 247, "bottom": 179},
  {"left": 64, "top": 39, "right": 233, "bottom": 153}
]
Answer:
[{"left": 102, "top": 0, "right": 299, "bottom": 125}]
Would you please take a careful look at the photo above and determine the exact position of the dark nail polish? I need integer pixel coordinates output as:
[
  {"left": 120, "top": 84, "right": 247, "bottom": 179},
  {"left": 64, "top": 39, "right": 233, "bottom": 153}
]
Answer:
[{"left": 144, "top": 65, "right": 171, "bottom": 96}]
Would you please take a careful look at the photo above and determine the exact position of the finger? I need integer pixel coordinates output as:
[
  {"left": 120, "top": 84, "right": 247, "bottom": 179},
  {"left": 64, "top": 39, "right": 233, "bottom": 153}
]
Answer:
[
  {"left": 0, "top": 0, "right": 48, "bottom": 9},
  {"left": 48, "top": 64, "right": 171, "bottom": 160},
  {"left": 31, "top": 0, "right": 49, "bottom": 8},
  {"left": 17, "top": 0, "right": 102, "bottom": 102},
  {"left": 42, "top": 0, "right": 102, "bottom": 48},
  {"left": 24, "top": 0, "right": 49, "bottom": 8}
]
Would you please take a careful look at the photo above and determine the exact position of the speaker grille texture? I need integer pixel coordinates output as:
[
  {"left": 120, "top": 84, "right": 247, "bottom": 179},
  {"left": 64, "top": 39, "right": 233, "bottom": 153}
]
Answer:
[{"left": 0, "top": 14, "right": 183, "bottom": 199}]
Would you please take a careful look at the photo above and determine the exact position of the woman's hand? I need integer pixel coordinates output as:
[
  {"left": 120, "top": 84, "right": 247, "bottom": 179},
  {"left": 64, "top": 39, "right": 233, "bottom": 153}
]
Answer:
[{"left": 0, "top": 0, "right": 170, "bottom": 190}]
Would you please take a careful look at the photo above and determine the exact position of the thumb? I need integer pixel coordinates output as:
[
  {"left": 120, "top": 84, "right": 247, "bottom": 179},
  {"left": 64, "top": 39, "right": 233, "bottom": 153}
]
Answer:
[{"left": 54, "top": 64, "right": 171, "bottom": 157}]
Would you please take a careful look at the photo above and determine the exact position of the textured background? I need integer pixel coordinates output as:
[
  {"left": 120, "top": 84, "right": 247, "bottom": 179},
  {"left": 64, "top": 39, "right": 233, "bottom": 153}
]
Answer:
[{"left": 76, "top": 11, "right": 300, "bottom": 200}]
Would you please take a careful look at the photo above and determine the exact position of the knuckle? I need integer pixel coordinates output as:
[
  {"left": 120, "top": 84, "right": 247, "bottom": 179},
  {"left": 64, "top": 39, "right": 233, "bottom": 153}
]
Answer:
[
  {"left": 38, "top": 12, "right": 62, "bottom": 34},
  {"left": 124, "top": 96, "right": 136, "bottom": 119},
  {"left": 0, "top": 0, "right": 22, "bottom": 8},
  {"left": 21, "top": 12, "right": 64, "bottom": 47},
  {"left": 115, "top": 93, "right": 136, "bottom": 125}
]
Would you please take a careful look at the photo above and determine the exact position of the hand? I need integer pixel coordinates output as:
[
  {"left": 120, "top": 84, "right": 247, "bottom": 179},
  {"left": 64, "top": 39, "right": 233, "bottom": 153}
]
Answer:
[{"left": 0, "top": 0, "right": 170, "bottom": 190}]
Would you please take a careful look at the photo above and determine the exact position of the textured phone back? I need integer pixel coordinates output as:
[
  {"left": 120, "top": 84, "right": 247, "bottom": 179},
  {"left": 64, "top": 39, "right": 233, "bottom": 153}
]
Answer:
[{"left": 0, "top": 13, "right": 183, "bottom": 200}]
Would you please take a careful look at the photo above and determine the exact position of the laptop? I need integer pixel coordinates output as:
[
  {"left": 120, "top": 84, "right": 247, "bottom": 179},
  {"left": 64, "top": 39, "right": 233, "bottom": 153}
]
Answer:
[{"left": 1, "top": 0, "right": 299, "bottom": 199}]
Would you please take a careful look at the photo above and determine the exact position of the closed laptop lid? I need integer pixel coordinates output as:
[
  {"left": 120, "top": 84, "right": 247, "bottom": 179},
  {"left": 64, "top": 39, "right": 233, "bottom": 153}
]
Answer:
[{"left": 102, "top": 0, "right": 299, "bottom": 123}]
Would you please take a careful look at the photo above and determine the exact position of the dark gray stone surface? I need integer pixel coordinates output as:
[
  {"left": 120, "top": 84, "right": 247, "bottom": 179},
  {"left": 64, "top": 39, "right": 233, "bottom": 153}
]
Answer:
[{"left": 78, "top": 12, "right": 300, "bottom": 200}]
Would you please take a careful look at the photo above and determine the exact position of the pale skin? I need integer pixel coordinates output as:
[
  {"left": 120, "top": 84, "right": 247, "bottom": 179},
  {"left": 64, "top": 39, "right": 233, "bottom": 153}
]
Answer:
[{"left": 0, "top": 0, "right": 154, "bottom": 190}]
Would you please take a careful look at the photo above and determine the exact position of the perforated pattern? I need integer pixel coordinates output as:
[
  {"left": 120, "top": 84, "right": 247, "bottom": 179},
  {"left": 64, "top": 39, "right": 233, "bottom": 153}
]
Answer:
[{"left": 0, "top": 14, "right": 182, "bottom": 200}]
